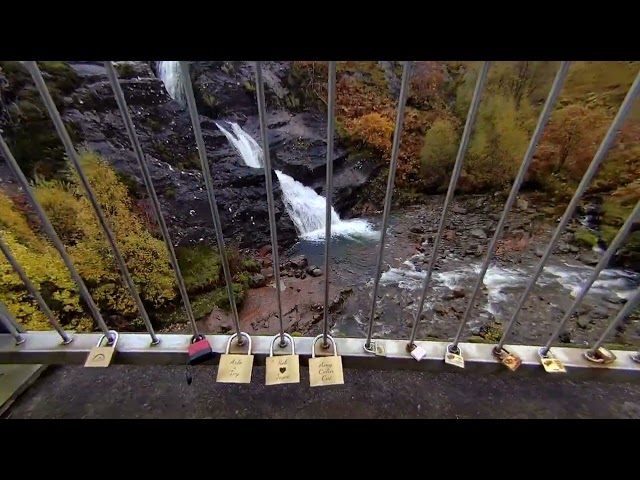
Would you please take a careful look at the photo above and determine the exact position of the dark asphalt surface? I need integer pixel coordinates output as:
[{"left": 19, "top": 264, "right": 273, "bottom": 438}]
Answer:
[{"left": 5, "top": 365, "right": 640, "bottom": 418}]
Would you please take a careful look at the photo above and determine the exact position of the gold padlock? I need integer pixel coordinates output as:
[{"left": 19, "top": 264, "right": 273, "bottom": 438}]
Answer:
[
  {"left": 265, "top": 333, "right": 300, "bottom": 386},
  {"left": 444, "top": 344, "right": 464, "bottom": 369},
  {"left": 217, "top": 332, "right": 254, "bottom": 384},
  {"left": 538, "top": 347, "right": 566, "bottom": 373},
  {"left": 309, "top": 334, "right": 344, "bottom": 387},
  {"left": 85, "top": 330, "right": 118, "bottom": 368},
  {"left": 584, "top": 346, "right": 617, "bottom": 365},
  {"left": 493, "top": 347, "right": 521, "bottom": 372}
]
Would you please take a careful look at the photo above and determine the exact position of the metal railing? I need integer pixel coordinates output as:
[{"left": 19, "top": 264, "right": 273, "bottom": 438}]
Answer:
[{"left": 0, "top": 60, "right": 639, "bottom": 380}]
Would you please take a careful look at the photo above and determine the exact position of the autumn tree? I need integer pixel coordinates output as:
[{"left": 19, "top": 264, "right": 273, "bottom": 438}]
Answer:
[
  {"left": 590, "top": 121, "right": 640, "bottom": 193},
  {"left": 488, "top": 61, "right": 558, "bottom": 108},
  {"left": 408, "top": 62, "right": 447, "bottom": 110},
  {"left": 454, "top": 62, "right": 557, "bottom": 121},
  {"left": 345, "top": 112, "right": 395, "bottom": 156},
  {"left": 534, "top": 104, "right": 610, "bottom": 180},
  {"left": 459, "top": 93, "right": 531, "bottom": 190},
  {"left": 420, "top": 118, "right": 460, "bottom": 190}
]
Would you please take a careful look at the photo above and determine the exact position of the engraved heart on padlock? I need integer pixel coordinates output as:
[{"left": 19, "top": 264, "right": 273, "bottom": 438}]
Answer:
[{"left": 279, "top": 367, "right": 286, "bottom": 374}]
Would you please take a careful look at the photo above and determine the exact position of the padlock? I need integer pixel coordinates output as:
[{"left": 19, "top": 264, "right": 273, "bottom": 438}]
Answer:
[
  {"left": 309, "top": 334, "right": 344, "bottom": 387},
  {"left": 217, "top": 332, "right": 254, "bottom": 384},
  {"left": 584, "top": 346, "right": 617, "bottom": 365},
  {"left": 85, "top": 330, "right": 118, "bottom": 368},
  {"left": 407, "top": 342, "right": 427, "bottom": 361},
  {"left": 188, "top": 334, "right": 214, "bottom": 365},
  {"left": 493, "top": 346, "right": 521, "bottom": 372},
  {"left": 538, "top": 347, "right": 566, "bottom": 373},
  {"left": 185, "top": 334, "right": 215, "bottom": 385},
  {"left": 364, "top": 340, "right": 387, "bottom": 357},
  {"left": 444, "top": 344, "right": 464, "bottom": 369},
  {"left": 265, "top": 333, "right": 300, "bottom": 385}
]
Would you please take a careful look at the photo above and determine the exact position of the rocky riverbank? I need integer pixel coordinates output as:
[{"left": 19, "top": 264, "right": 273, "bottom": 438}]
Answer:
[{"left": 178, "top": 193, "right": 640, "bottom": 350}]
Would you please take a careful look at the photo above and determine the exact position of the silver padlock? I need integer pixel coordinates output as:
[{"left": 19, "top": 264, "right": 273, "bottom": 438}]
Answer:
[{"left": 409, "top": 342, "right": 427, "bottom": 361}]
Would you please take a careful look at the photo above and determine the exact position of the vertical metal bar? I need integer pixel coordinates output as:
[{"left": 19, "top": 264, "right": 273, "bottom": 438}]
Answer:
[
  {"left": 0, "top": 233, "right": 72, "bottom": 343},
  {"left": 322, "top": 62, "right": 337, "bottom": 347},
  {"left": 0, "top": 300, "right": 24, "bottom": 333},
  {"left": 543, "top": 199, "right": 640, "bottom": 353},
  {"left": 450, "top": 62, "right": 571, "bottom": 350},
  {"left": 104, "top": 61, "right": 198, "bottom": 339},
  {"left": 589, "top": 288, "right": 640, "bottom": 354},
  {"left": 497, "top": 69, "right": 640, "bottom": 351},
  {"left": 364, "top": 61, "right": 412, "bottom": 349},
  {"left": 252, "top": 61, "right": 285, "bottom": 347},
  {"left": 25, "top": 61, "right": 154, "bottom": 345},
  {"left": 0, "top": 134, "right": 112, "bottom": 341},
  {"left": 0, "top": 305, "right": 25, "bottom": 344},
  {"left": 408, "top": 61, "right": 491, "bottom": 346},
  {"left": 179, "top": 61, "right": 242, "bottom": 343}
]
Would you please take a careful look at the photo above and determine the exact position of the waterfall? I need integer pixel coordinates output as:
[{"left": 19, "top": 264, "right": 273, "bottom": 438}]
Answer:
[
  {"left": 216, "top": 122, "right": 378, "bottom": 241},
  {"left": 157, "top": 61, "right": 185, "bottom": 105}
]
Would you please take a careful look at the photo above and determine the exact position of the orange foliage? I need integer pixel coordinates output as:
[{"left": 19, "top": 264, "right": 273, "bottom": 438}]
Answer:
[
  {"left": 345, "top": 113, "right": 394, "bottom": 155},
  {"left": 531, "top": 105, "right": 610, "bottom": 180},
  {"left": 292, "top": 61, "right": 455, "bottom": 191},
  {"left": 336, "top": 75, "right": 393, "bottom": 118}
]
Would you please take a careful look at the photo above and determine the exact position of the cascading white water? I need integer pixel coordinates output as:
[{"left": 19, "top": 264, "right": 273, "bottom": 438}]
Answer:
[
  {"left": 157, "top": 61, "right": 185, "bottom": 105},
  {"left": 216, "top": 122, "right": 378, "bottom": 241}
]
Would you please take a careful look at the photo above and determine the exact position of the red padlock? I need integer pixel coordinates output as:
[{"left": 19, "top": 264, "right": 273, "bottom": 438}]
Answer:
[{"left": 185, "top": 334, "right": 215, "bottom": 385}]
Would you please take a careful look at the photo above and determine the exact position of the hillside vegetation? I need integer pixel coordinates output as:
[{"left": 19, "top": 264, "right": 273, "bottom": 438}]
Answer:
[
  {"left": 0, "top": 152, "right": 258, "bottom": 332},
  {"left": 292, "top": 60, "right": 640, "bottom": 261}
]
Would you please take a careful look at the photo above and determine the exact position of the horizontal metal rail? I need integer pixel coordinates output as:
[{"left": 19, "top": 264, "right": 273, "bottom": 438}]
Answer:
[{"left": 1, "top": 332, "right": 639, "bottom": 381}]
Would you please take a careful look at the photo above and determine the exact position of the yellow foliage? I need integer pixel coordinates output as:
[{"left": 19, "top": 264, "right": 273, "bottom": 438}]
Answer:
[
  {"left": 420, "top": 118, "right": 460, "bottom": 189},
  {"left": 34, "top": 181, "right": 89, "bottom": 244},
  {"left": 463, "top": 94, "right": 530, "bottom": 190},
  {"left": 0, "top": 194, "right": 44, "bottom": 250},
  {"left": 345, "top": 112, "right": 394, "bottom": 156},
  {"left": 561, "top": 61, "right": 640, "bottom": 119},
  {"left": 0, "top": 151, "right": 177, "bottom": 331},
  {"left": 0, "top": 228, "right": 82, "bottom": 330}
]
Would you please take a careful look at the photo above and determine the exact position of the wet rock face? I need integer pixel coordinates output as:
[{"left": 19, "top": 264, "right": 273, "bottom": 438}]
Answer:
[
  {"left": 1, "top": 60, "right": 382, "bottom": 249},
  {"left": 60, "top": 61, "right": 298, "bottom": 249}
]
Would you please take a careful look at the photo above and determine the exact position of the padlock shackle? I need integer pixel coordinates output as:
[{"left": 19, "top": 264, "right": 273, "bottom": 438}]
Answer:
[
  {"left": 191, "top": 333, "right": 206, "bottom": 344},
  {"left": 311, "top": 334, "right": 337, "bottom": 358},
  {"left": 446, "top": 343, "right": 460, "bottom": 355},
  {"left": 538, "top": 347, "right": 552, "bottom": 359},
  {"left": 96, "top": 330, "right": 118, "bottom": 348},
  {"left": 584, "top": 347, "right": 616, "bottom": 364},
  {"left": 225, "top": 332, "right": 252, "bottom": 355},
  {"left": 269, "top": 333, "right": 295, "bottom": 357}
]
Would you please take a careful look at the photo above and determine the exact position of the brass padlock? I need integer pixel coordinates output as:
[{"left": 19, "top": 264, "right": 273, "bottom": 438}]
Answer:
[
  {"left": 493, "top": 347, "right": 521, "bottom": 372},
  {"left": 85, "top": 330, "right": 118, "bottom": 368},
  {"left": 444, "top": 344, "right": 464, "bottom": 369},
  {"left": 309, "top": 334, "right": 344, "bottom": 387},
  {"left": 538, "top": 347, "right": 566, "bottom": 373},
  {"left": 265, "top": 333, "right": 300, "bottom": 386},
  {"left": 584, "top": 346, "right": 617, "bottom": 365},
  {"left": 217, "top": 332, "right": 254, "bottom": 384}
]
